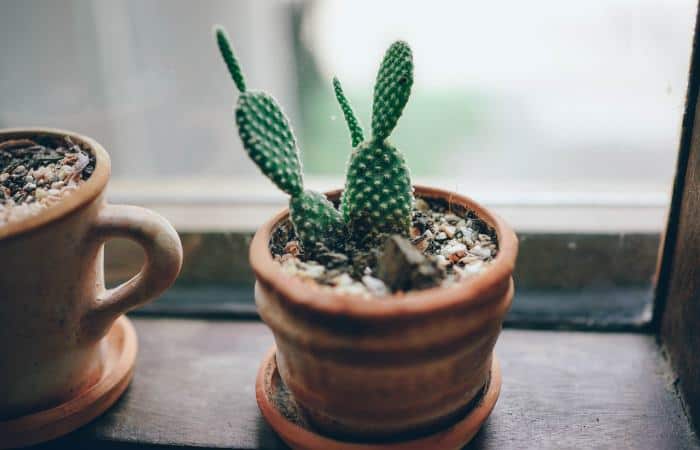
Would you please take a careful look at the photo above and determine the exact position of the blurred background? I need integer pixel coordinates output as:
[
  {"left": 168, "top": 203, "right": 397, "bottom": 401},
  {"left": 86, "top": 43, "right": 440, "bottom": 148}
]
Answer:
[
  {"left": 2, "top": 0, "right": 696, "bottom": 324},
  {"left": 0, "top": 0, "right": 695, "bottom": 225}
]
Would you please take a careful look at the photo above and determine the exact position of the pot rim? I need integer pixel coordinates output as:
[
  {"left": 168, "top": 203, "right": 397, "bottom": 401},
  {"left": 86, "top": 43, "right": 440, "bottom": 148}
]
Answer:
[
  {"left": 249, "top": 185, "right": 518, "bottom": 319},
  {"left": 0, "top": 127, "right": 110, "bottom": 241}
]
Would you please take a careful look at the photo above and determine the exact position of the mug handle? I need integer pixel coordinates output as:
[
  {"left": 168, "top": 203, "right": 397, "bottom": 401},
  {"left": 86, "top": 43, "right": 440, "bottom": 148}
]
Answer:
[{"left": 82, "top": 204, "right": 183, "bottom": 339}]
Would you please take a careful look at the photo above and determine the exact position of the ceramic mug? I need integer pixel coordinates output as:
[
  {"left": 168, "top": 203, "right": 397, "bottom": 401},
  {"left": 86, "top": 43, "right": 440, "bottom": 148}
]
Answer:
[{"left": 0, "top": 128, "right": 183, "bottom": 419}]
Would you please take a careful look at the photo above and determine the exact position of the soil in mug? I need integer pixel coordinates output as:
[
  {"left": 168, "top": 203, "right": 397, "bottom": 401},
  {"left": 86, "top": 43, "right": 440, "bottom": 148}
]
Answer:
[
  {"left": 0, "top": 135, "right": 96, "bottom": 227},
  {"left": 270, "top": 196, "right": 499, "bottom": 297}
]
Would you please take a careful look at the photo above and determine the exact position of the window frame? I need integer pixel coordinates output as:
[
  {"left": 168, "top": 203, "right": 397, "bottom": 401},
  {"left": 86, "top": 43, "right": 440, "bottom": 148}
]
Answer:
[{"left": 652, "top": 3, "right": 700, "bottom": 433}]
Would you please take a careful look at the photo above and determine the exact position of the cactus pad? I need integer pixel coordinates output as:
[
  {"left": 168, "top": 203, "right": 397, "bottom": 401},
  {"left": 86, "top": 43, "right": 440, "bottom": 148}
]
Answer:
[
  {"left": 290, "top": 190, "right": 346, "bottom": 252},
  {"left": 342, "top": 139, "right": 413, "bottom": 244},
  {"left": 235, "top": 91, "right": 303, "bottom": 197},
  {"left": 216, "top": 26, "right": 345, "bottom": 252},
  {"left": 371, "top": 41, "right": 414, "bottom": 141},
  {"left": 235, "top": 90, "right": 345, "bottom": 253},
  {"left": 333, "top": 77, "right": 364, "bottom": 147},
  {"left": 340, "top": 41, "right": 415, "bottom": 244},
  {"left": 215, "top": 26, "right": 247, "bottom": 93}
]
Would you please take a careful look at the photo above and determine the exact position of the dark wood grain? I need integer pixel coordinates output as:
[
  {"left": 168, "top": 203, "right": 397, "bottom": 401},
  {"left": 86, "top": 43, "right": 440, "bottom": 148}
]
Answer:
[
  {"left": 35, "top": 319, "right": 698, "bottom": 450},
  {"left": 654, "top": 2, "right": 700, "bottom": 434}
]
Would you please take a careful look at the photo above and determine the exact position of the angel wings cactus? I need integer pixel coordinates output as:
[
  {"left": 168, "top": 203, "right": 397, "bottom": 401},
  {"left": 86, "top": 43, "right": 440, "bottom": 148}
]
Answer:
[{"left": 215, "top": 27, "right": 415, "bottom": 253}]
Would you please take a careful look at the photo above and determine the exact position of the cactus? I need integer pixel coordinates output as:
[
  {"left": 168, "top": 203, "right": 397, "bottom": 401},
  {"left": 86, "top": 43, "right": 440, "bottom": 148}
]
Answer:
[
  {"left": 216, "top": 28, "right": 417, "bottom": 253},
  {"left": 336, "top": 41, "right": 415, "bottom": 245},
  {"left": 215, "top": 26, "right": 345, "bottom": 253}
]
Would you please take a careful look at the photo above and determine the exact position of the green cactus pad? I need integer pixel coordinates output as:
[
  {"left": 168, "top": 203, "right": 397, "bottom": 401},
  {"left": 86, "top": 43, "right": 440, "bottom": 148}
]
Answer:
[
  {"left": 236, "top": 92, "right": 345, "bottom": 250},
  {"left": 333, "top": 77, "right": 364, "bottom": 147},
  {"left": 214, "top": 26, "right": 247, "bottom": 93},
  {"left": 371, "top": 41, "right": 413, "bottom": 141},
  {"left": 235, "top": 91, "right": 303, "bottom": 197},
  {"left": 341, "top": 41, "right": 415, "bottom": 244},
  {"left": 216, "top": 27, "right": 345, "bottom": 253},
  {"left": 342, "top": 139, "right": 413, "bottom": 244},
  {"left": 290, "top": 190, "right": 346, "bottom": 252}
]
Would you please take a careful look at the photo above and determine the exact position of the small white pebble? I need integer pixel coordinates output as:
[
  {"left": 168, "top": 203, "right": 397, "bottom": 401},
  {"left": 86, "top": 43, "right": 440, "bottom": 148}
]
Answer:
[
  {"left": 280, "top": 259, "right": 299, "bottom": 275},
  {"left": 435, "top": 254, "right": 449, "bottom": 267},
  {"left": 461, "top": 235, "right": 475, "bottom": 247},
  {"left": 74, "top": 152, "right": 90, "bottom": 172},
  {"left": 332, "top": 273, "right": 354, "bottom": 286},
  {"left": 470, "top": 245, "right": 491, "bottom": 258},
  {"left": 302, "top": 263, "right": 325, "bottom": 278},
  {"left": 57, "top": 165, "right": 74, "bottom": 180},
  {"left": 459, "top": 255, "right": 480, "bottom": 265},
  {"left": 462, "top": 261, "right": 485, "bottom": 275},
  {"left": 362, "top": 275, "right": 388, "bottom": 296},
  {"left": 34, "top": 188, "right": 48, "bottom": 200},
  {"left": 440, "top": 224, "right": 456, "bottom": 238},
  {"left": 441, "top": 242, "right": 467, "bottom": 259}
]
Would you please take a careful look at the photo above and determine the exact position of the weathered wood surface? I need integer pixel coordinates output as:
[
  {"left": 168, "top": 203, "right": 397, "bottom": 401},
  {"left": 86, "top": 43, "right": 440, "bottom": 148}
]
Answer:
[
  {"left": 654, "top": 2, "right": 700, "bottom": 434},
  {"left": 35, "top": 319, "right": 698, "bottom": 449}
]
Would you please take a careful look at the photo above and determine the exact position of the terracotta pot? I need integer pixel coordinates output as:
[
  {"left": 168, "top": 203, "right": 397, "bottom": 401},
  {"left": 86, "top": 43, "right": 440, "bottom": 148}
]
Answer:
[
  {"left": 251, "top": 186, "right": 518, "bottom": 440},
  {"left": 0, "top": 128, "right": 183, "bottom": 420}
]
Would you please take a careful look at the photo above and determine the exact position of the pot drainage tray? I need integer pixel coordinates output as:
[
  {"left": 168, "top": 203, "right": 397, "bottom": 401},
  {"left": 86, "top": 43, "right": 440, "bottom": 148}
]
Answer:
[{"left": 255, "top": 346, "right": 501, "bottom": 450}]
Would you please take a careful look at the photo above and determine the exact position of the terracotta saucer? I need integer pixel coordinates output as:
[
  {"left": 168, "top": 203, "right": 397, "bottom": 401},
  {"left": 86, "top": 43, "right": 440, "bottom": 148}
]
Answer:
[
  {"left": 255, "top": 346, "right": 501, "bottom": 450},
  {"left": 0, "top": 315, "right": 137, "bottom": 449}
]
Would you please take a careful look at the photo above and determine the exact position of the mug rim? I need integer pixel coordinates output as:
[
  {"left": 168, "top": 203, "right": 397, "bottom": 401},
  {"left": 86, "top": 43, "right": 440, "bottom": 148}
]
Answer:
[{"left": 0, "top": 127, "right": 110, "bottom": 241}]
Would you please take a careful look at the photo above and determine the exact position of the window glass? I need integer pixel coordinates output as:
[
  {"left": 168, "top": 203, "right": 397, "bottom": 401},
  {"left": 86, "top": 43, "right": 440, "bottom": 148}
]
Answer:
[
  {"left": 0, "top": 0, "right": 694, "bottom": 198},
  {"left": 298, "top": 0, "right": 695, "bottom": 193}
]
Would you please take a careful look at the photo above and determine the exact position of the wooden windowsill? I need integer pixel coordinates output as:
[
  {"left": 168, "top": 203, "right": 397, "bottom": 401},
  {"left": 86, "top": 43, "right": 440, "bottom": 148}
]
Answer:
[
  {"left": 106, "top": 177, "right": 670, "bottom": 233},
  {"left": 35, "top": 317, "right": 699, "bottom": 450}
]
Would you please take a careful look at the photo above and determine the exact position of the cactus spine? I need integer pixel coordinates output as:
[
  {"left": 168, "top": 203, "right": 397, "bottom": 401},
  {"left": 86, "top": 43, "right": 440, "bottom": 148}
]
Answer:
[
  {"left": 215, "top": 26, "right": 345, "bottom": 253},
  {"left": 337, "top": 41, "right": 415, "bottom": 245}
]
